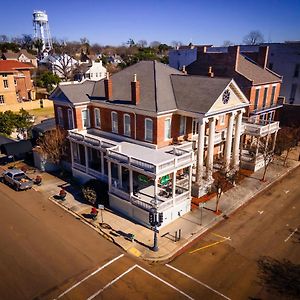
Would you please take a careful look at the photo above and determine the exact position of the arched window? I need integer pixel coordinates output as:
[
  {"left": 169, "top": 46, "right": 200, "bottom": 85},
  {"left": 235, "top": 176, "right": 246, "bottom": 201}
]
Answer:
[
  {"left": 94, "top": 108, "right": 101, "bottom": 128},
  {"left": 123, "top": 114, "right": 131, "bottom": 137},
  {"left": 111, "top": 111, "right": 118, "bottom": 133},
  {"left": 145, "top": 118, "right": 153, "bottom": 142}
]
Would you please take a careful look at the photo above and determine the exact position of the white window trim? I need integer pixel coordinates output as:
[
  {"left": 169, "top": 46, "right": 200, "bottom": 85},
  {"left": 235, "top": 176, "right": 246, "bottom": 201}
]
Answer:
[
  {"left": 179, "top": 116, "right": 186, "bottom": 136},
  {"left": 144, "top": 118, "right": 153, "bottom": 142},
  {"left": 82, "top": 108, "right": 90, "bottom": 129},
  {"left": 164, "top": 118, "right": 172, "bottom": 140},
  {"left": 94, "top": 108, "right": 101, "bottom": 129},
  {"left": 111, "top": 111, "right": 118, "bottom": 133},
  {"left": 123, "top": 114, "right": 131, "bottom": 137}
]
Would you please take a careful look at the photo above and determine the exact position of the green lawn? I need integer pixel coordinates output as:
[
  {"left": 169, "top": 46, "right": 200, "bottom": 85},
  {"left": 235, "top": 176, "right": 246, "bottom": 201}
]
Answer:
[{"left": 28, "top": 106, "right": 54, "bottom": 118}]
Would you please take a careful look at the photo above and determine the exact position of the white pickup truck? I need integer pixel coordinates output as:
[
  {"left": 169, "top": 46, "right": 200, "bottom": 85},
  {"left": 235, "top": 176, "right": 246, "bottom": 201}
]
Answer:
[{"left": 2, "top": 168, "right": 33, "bottom": 191}]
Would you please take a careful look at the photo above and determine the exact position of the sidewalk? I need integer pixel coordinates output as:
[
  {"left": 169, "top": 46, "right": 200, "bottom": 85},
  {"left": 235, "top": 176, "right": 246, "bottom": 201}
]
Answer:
[{"left": 32, "top": 153, "right": 299, "bottom": 262}]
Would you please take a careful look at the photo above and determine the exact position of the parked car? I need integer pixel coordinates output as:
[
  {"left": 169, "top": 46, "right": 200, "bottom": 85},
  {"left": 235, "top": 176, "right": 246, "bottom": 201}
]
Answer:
[{"left": 2, "top": 168, "right": 33, "bottom": 191}]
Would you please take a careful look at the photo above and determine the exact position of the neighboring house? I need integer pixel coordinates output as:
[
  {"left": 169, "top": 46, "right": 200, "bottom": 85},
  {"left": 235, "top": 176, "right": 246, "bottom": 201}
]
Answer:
[
  {"left": 186, "top": 45, "right": 282, "bottom": 171},
  {"left": 40, "top": 54, "right": 78, "bottom": 80},
  {"left": 240, "top": 42, "right": 300, "bottom": 105},
  {"left": 107, "top": 54, "right": 123, "bottom": 65},
  {"left": 75, "top": 60, "right": 107, "bottom": 81},
  {"left": 0, "top": 60, "right": 35, "bottom": 104},
  {"left": 50, "top": 61, "right": 249, "bottom": 228},
  {"left": 169, "top": 44, "right": 212, "bottom": 70},
  {"left": 1, "top": 50, "right": 38, "bottom": 68}
]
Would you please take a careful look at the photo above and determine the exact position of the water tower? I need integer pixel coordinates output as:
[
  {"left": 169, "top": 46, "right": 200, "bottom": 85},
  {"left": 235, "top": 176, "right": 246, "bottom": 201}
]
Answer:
[{"left": 33, "top": 10, "right": 53, "bottom": 51}]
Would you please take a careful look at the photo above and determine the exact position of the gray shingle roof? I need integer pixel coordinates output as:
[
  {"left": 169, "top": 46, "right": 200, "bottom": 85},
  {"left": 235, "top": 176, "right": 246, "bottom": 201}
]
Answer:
[
  {"left": 49, "top": 80, "right": 95, "bottom": 104},
  {"left": 237, "top": 55, "right": 281, "bottom": 84},
  {"left": 91, "top": 61, "right": 183, "bottom": 112},
  {"left": 171, "top": 75, "right": 232, "bottom": 113}
]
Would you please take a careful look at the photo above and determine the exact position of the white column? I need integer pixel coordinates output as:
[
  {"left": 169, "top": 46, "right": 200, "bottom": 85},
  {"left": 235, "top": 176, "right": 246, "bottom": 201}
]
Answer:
[
  {"left": 224, "top": 112, "right": 235, "bottom": 170},
  {"left": 108, "top": 161, "right": 112, "bottom": 191},
  {"left": 188, "top": 166, "right": 192, "bottom": 198},
  {"left": 272, "top": 131, "right": 278, "bottom": 152},
  {"left": 100, "top": 151, "right": 104, "bottom": 174},
  {"left": 118, "top": 165, "right": 122, "bottom": 188},
  {"left": 84, "top": 145, "right": 89, "bottom": 173},
  {"left": 206, "top": 117, "right": 216, "bottom": 180},
  {"left": 154, "top": 177, "right": 158, "bottom": 198},
  {"left": 172, "top": 171, "right": 176, "bottom": 206},
  {"left": 129, "top": 169, "right": 133, "bottom": 197},
  {"left": 232, "top": 111, "right": 243, "bottom": 169},
  {"left": 196, "top": 120, "right": 206, "bottom": 184}
]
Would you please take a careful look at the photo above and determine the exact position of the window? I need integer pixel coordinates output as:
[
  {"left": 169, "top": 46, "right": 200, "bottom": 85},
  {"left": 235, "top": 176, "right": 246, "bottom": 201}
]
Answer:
[
  {"left": 270, "top": 85, "right": 276, "bottom": 106},
  {"left": 95, "top": 73, "right": 98, "bottom": 77},
  {"left": 294, "top": 64, "right": 300, "bottom": 78},
  {"left": 289, "top": 84, "right": 297, "bottom": 103},
  {"left": 262, "top": 87, "right": 268, "bottom": 108},
  {"left": 3, "top": 80, "right": 8, "bottom": 89},
  {"left": 2, "top": 73, "right": 7, "bottom": 77},
  {"left": 145, "top": 118, "right": 153, "bottom": 142},
  {"left": 0, "top": 95, "right": 4, "bottom": 104},
  {"left": 90, "top": 73, "right": 93, "bottom": 78},
  {"left": 57, "top": 107, "right": 64, "bottom": 127},
  {"left": 254, "top": 88, "right": 260, "bottom": 110},
  {"left": 14, "top": 79, "right": 17, "bottom": 85},
  {"left": 123, "top": 114, "right": 131, "bottom": 137},
  {"left": 82, "top": 109, "right": 90, "bottom": 128},
  {"left": 94, "top": 108, "right": 101, "bottom": 128},
  {"left": 164, "top": 118, "right": 171, "bottom": 140},
  {"left": 111, "top": 111, "right": 118, "bottom": 133},
  {"left": 179, "top": 116, "right": 186, "bottom": 136},
  {"left": 67, "top": 109, "right": 73, "bottom": 129}
]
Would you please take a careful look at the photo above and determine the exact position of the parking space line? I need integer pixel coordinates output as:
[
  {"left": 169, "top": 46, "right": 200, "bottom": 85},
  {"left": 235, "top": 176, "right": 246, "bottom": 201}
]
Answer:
[
  {"left": 136, "top": 265, "right": 195, "bottom": 300},
  {"left": 212, "top": 233, "right": 231, "bottom": 240},
  {"left": 166, "top": 264, "right": 231, "bottom": 300},
  {"left": 284, "top": 228, "right": 298, "bottom": 242},
  {"left": 87, "top": 265, "right": 137, "bottom": 300},
  {"left": 55, "top": 253, "right": 124, "bottom": 299}
]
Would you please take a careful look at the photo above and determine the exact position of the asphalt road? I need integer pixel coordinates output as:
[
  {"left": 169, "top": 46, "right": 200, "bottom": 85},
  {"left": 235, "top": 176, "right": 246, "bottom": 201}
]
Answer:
[{"left": 0, "top": 166, "right": 299, "bottom": 300}]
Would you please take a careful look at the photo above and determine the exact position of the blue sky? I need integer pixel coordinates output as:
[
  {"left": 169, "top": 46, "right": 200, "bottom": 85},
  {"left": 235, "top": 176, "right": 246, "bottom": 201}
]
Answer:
[{"left": 1, "top": 0, "right": 300, "bottom": 46}]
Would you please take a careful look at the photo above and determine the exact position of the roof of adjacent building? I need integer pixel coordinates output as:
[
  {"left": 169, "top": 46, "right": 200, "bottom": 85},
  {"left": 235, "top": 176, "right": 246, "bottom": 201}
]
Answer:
[
  {"left": 2, "top": 49, "right": 36, "bottom": 60},
  {"left": 171, "top": 75, "right": 232, "bottom": 113},
  {"left": 0, "top": 60, "right": 34, "bottom": 72},
  {"left": 237, "top": 55, "right": 281, "bottom": 85},
  {"left": 49, "top": 80, "right": 95, "bottom": 104}
]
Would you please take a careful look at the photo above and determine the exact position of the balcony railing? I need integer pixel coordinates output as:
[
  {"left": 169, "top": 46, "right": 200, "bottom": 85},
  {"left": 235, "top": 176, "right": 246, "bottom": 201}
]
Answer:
[{"left": 243, "top": 120, "right": 280, "bottom": 136}]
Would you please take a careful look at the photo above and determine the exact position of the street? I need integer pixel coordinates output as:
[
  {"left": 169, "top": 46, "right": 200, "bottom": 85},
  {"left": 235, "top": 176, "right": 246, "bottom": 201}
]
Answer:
[{"left": 0, "top": 166, "right": 299, "bottom": 299}]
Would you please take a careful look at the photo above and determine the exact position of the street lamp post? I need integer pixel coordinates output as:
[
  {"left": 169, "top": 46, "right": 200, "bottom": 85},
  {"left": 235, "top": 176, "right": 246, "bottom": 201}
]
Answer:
[{"left": 149, "top": 207, "right": 163, "bottom": 252}]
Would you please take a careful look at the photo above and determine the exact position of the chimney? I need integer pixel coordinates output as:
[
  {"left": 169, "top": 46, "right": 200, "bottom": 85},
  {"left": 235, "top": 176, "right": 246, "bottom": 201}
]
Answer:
[
  {"left": 131, "top": 73, "right": 140, "bottom": 105},
  {"left": 104, "top": 72, "right": 112, "bottom": 100},
  {"left": 228, "top": 45, "right": 240, "bottom": 71},
  {"left": 208, "top": 66, "right": 214, "bottom": 77},
  {"left": 257, "top": 46, "right": 269, "bottom": 69}
]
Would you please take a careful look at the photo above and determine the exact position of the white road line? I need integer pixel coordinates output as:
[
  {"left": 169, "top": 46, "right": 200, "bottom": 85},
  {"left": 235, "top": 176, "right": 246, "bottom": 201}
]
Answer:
[
  {"left": 136, "top": 265, "right": 195, "bottom": 300},
  {"left": 87, "top": 265, "right": 137, "bottom": 300},
  {"left": 55, "top": 253, "right": 124, "bottom": 299},
  {"left": 166, "top": 264, "right": 231, "bottom": 300},
  {"left": 284, "top": 228, "right": 298, "bottom": 242}
]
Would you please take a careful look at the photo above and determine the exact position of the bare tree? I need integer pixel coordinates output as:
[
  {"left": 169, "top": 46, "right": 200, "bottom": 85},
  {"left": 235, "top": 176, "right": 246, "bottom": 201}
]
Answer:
[
  {"left": 0, "top": 35, "right": 9, "bottom": 42},
  {"left": 36, "top": 127, "right": 68, "bottom": 164},
  {"left": 149, "top": 41, "right": 161, "bottom": 48},
  {"left": 275, "top": 127, "right": 300, "bottom": 166},
  {"left": 258, "top": 135, "right": 274, "bottom": 181},
  {"left": 243, "top": 30, "right": 265, "bottom": 45},
  {"left": 137, "top": 40, "right": 148, "bottom": 48},
  {"left": 171, "top": 40, "right": 183, "bottom": 48},
  {"left": 222, "top": 40, "right": 234, "bottom": 47}
]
